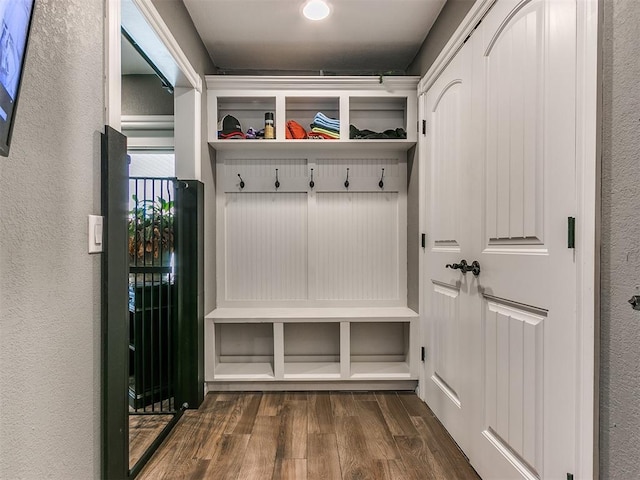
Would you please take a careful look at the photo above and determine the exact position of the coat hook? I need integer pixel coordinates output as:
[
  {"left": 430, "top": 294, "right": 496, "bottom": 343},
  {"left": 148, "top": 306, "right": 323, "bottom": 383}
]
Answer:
[
  {"left": 378, "top": 168, "right": 385, "bottom": 189},
  {"left": 344, "top": 168, "right": 350, "bottom": 189},
  {"left": 309, "top": 168, "right": 315, "bottom": 189},
  {"left": 275, "top": 168, "right": 280, "bottom": 189},
  {"left": 237, "top": 173, "right": 245, "bottom": 189}
]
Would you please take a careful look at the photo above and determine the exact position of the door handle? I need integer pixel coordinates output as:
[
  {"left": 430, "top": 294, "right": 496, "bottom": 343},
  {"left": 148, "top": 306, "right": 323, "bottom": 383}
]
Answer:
[{"left": 446, "top": 259, "right": 481, "bottom": 276}]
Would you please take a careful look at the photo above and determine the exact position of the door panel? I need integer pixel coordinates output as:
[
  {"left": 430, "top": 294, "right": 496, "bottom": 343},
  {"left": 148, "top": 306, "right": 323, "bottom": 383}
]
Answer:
[
  {"left": 432, "top": 80, "right": 463, "bottom": 247},
  {"left": 431, "top": 282, "right": 461, "bottom": 407},
  {"left": 485, "top": 0, "right": 544, "bottom": 245},
  {"left": 101, "top": 126, "right": 129, "bottom": 479},
  {"left": 422, "top": 0, "right": 578, "bottom": 478},
  {"left": 422, "top": 39, "right": 474, "bottom": 453},
  {"left": 475, "top": 1, "right": 576, "bottom": 477},
  {"left": 482, "top": 297, "right": 544, "bottom": 478}
]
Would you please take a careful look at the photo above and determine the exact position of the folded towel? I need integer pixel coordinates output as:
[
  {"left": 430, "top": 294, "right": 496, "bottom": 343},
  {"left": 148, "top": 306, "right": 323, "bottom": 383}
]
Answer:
[
  {"left": 313, "top": 112, "right": 340, "bottom": 130},
  {"left": 310, "top": 123, "right": 339, "bottom": 134},
  {"left": 310, "top": 125, "right": 340, "bottom": 138}
]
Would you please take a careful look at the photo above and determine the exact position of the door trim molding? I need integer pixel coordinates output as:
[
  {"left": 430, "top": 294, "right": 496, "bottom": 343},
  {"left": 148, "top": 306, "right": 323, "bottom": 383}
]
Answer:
[
  {"left": 417, "top": 0, "right": 600, "bottom": 478},
  {"left": 575, "top": 0, "right": 601, "bottom": 478},
  {"left": 104, "top": 0, "right": 121, "bottom": 130}
]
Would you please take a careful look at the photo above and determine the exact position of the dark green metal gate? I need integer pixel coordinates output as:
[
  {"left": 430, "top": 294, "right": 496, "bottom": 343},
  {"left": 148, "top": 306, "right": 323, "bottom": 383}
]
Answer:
[{"left": 102, "top": 125, "right": 204, "bottom": 479}]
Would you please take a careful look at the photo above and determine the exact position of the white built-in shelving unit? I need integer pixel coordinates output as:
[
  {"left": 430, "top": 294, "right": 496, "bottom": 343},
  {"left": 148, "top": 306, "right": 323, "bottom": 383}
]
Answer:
[{"left": 205, "top": 76, "right": 419, "bottom": 390}]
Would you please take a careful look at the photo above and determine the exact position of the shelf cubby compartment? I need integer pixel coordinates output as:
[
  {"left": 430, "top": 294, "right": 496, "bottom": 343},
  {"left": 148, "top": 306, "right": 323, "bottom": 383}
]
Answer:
[
  {"left": 215, "top": 96, "right": 277, "bottom": 140},
  {"left": 214, "top": 323, "right": 274, "bottom": 380},
  {"left": 285, "top": 96, "right": 340, "bottom": 140},
  {"left": 282, "top": 322, "right": 341, "bottom": 379},
  {"left": 349, "top": 97, "right": 409, "bottom": 139},
  {"left": 350, "top": 322, "right": 411, "bottom": 379}
]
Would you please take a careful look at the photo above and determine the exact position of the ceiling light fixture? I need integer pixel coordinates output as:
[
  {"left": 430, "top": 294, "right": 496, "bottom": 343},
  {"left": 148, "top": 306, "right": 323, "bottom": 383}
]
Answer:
[{"left": 303, "top": 0, "right": 330, "bottom": 21}]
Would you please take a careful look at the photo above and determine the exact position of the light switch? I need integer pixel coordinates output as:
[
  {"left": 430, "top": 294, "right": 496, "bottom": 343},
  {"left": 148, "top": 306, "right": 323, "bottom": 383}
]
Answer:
[{"left": 88, "top": 215, "right": 104, "bottom": 254}]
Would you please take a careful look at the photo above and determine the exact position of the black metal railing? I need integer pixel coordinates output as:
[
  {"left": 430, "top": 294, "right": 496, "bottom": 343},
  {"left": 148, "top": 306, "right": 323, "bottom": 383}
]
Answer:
[{"left": 128, "top": 176, "right": 177, "bottom": 415}]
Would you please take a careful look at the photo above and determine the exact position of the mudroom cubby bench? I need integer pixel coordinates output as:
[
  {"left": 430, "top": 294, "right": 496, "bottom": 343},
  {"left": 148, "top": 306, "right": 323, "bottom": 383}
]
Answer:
[
  {"left": 206, "top": 307, "right": 419, "bottom": 383},
  {"left": 205, "top": 76, "right": 420, "bottom": 391}
]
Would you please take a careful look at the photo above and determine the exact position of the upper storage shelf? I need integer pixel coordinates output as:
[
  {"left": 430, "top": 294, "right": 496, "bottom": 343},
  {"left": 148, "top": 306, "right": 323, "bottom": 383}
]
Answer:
[{"left": 206, "top": 76, "right": 419, "bottom": 152}]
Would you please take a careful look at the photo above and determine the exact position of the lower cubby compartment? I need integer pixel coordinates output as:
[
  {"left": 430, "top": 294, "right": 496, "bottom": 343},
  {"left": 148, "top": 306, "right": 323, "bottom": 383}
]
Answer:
[
  {"left": 283, "top": 323, "right": 341, "bottom": 379},
  {"left": 214, "top": 323, "right": 274, "bottom": 380},
  {"left": 350, "top": 322, "right": 411, "bottom": 379}
]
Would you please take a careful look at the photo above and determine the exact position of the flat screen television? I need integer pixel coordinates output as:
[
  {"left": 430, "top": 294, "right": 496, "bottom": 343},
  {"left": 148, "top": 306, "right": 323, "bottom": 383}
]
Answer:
[{"left": 0, "top": 0, "right": 35, "bottom": 157}]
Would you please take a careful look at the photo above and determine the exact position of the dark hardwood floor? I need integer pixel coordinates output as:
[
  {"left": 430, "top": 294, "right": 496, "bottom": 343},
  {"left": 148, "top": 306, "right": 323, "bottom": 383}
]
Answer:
[{"left": 137, "top": 391, "right": 481, "bottom": 480}]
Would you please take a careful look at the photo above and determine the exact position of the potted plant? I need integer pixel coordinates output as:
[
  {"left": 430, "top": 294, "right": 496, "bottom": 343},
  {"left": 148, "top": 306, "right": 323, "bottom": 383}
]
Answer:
[{"left": 128, "top": 195, "right": 174, "bottom": 267}]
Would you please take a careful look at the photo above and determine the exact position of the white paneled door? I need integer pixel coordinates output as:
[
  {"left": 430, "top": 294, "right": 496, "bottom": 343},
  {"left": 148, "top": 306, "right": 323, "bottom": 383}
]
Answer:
[
  {"left": 422, "top": 0, "right": 578, "bottom": 478},
  {"left": 422, "top": 38, "right": 475, "bottom": 455}
]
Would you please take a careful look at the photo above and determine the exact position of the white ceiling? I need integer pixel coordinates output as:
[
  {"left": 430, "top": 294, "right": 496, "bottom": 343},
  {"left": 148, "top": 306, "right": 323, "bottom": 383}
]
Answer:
[{"left": 182, "top": 0, "right": 447, "bottom": 74}]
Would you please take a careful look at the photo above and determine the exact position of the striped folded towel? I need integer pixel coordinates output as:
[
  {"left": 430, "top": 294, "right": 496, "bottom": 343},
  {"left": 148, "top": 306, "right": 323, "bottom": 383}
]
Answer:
[{"left": 310, "top": 125, "right": 340, "bottom": 139}]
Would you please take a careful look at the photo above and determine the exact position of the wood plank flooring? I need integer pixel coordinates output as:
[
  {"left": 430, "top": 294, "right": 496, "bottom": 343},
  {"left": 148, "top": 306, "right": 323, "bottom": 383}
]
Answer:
[
  {"left": 138, "top": 391, "right": 480, "bottom": 480},
  {"left": 129, "top": 414, "right": 173, "bottom": 469}
]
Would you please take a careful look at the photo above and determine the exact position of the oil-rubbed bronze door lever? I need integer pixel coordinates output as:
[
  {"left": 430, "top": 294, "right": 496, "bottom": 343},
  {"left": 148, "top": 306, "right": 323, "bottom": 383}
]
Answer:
[{"left": 446, "top": 260, "right": 481, "bottom": 276}]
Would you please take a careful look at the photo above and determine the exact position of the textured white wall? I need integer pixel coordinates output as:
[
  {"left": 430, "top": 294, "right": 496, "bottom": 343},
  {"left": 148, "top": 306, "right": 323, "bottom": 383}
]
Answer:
[
  {"left": 600, "top": 0, "right": 640, "bottom": 478},
  {"left": 122, "top": 74, "right": 174, "bottom": 115},
  {"left": 0, "top": 0, "right": 103, "bottom": 478}
]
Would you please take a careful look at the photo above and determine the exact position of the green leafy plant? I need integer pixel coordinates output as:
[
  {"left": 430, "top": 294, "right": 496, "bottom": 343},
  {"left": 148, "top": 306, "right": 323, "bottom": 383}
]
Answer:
[{"left": 128, "top": 195, "right": 174, "bottom": 264}]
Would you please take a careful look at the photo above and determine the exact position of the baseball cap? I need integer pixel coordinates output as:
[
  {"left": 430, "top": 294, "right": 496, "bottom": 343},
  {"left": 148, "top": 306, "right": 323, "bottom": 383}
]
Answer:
[{"left": 218, "top": 114, "right": 243, "bottom": 135}]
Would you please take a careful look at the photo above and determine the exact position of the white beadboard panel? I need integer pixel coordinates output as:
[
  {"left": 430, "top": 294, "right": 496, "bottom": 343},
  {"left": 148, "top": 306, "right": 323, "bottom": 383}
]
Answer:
[
  {"left": 221, "top": 158, "right": 309, "bottom": 193},
  {"left": 483, "top": 298, "right": 545, "bottom": 477},
  {"left": 224, "top": 158, "right": 308, "bottom": 178},
  {"left": 316, "top": 192, "right": 399, "bottom": 300},
  {"left": 316, "top": 158, "right": 399, "bottom": 179},
  {"left": 225, "top": 192, "right": 308, "bottom": 300},
  {"left": 430, "top": 282, "right": 461, "bottom": 406},
  {"left": 314, "top": 157, "right": 402, "bottom": 192},
  {"left": 485, "top": 2, "right": 544, "bottom": 245},
  {"left": 431, "top": 81, "right": 462, "bottom": 246}
]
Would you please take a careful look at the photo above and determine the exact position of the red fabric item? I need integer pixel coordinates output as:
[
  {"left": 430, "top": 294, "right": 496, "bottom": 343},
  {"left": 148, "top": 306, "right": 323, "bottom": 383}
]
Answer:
[
  {"left": 286, "top": 120, "right": 308, "bottom": 139},
  {"left": 219, "top": 131, "right": 246, "bottom": 139}
]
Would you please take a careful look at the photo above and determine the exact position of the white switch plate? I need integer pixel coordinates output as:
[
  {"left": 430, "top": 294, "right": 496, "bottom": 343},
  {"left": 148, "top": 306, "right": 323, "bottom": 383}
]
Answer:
[{"left": 88, "top": 215, "right": 104, "bottom": 254}]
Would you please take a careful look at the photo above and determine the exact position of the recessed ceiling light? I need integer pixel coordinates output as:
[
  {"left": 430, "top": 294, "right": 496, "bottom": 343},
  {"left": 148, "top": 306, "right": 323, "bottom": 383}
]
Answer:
[{"left": 303, "top": 0, "right": 330, "bottom": 21}]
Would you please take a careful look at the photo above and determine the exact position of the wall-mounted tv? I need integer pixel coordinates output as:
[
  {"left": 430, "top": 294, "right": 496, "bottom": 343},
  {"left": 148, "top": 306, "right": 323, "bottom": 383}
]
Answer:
[{"left": 0, "top": 0, "right": 35, "bottom": 157}]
